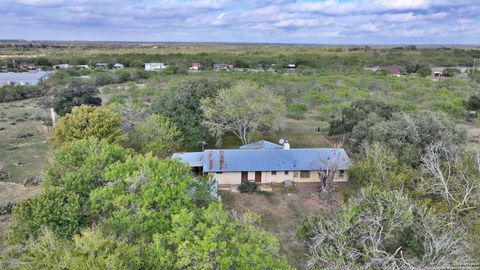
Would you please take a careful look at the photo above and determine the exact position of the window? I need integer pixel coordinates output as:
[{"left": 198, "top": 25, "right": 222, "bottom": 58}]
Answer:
[
  {"left": 339, "top": 170, "right": 345, "bottom": 178},
  {"left": 271, "top": 171, "right": 277, "bottom": 175},
  {"left": 300, "top": 171, "right": 310, "bottom": 178},
  {"left": 284, "top": 171, "right": 289, "bottom": 175}
]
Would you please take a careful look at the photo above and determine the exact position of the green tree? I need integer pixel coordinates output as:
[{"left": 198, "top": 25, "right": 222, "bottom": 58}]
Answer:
[
  {"left": 465, "top": 94, "right": 480, "bottom": 111},
  {"left": 201, "top": 81, "right": 285, "bottom": 146},
  {"left": 9, "top": 188, "right": 85, "bottom": 244},
  {"left": 154, "top": 78, "right": 230, "bottom": 150},
  {"left": 52, "top": 79, "right": 101, "bottom": 116},
  {"left": 51, "top": 105, "right": 123, "bottom": 148},
  {"left": 442, "top": 67, "right": 461, "bottom": 77},
  {"left": 147, "top": 203, "right": 290, "bottom": 269},
  {"left": 128, "top": 114, "right": 183, "bottom": 157},
  {"left": 417, "top": 66, "right": 432, "bottom": 77},
  {"left": 43, "top": 138, "right": 132, "bottom": 197}
]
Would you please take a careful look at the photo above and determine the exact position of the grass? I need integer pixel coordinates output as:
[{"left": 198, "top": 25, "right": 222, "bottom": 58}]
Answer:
[{"left": 0, "top": 98, "right": 51, "bottom": 185}]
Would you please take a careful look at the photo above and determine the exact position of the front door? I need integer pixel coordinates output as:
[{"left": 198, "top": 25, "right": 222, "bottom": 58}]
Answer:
[
  {"left": 241, "top": 172, "right": 248, "bottom": 184},
  {"left": 255, "top": 171, "right": 262, "bottom": 183}
]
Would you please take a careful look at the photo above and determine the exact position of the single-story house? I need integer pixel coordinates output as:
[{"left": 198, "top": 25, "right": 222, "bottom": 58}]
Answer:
[
  {"left": 286, "top": 64, "right": 296, "bottom": 69},
  {"left": 113, "top": 63, "right": 124, "bottom": 69},
  {"left": 379, "top": 65, "right": 401, "bottom": 76},
  {"left": 213, "top": 63, "right": 234, "bottom": 71},
  {"left": 145, "top": 62, "right": 166, "bottom": 71},
  {"left": 53, "top": 64, "right": 69, "bottom": 70},
  {"left": 173, "top": 140, "right": 350, "bottom": 191},
  {"left": 76, "top": 65, "right": 90, "bottom": 70},
  {"left": 190, "top": 62, "right": 201, "bottom": 70},
  {"left": 96, "top": 63, "right": 108, "bottom": 70}
]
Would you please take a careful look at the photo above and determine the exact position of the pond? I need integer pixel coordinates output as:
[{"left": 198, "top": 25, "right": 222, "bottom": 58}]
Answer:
[{"left": 0, "top": 72, "right": 50, "bottom": 85}]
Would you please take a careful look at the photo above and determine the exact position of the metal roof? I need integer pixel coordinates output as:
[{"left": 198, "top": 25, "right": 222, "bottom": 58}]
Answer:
[
  {"left": 239, "top": 140, "right": 283, "bottom": 150},
  {"left": 173, "top": 148, "right": 350, "bottom": 173}
]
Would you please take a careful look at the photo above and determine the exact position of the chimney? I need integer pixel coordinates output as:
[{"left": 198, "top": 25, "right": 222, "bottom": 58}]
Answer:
[{"left": 283, "top": 140, "right": 290, "bottom": 150}]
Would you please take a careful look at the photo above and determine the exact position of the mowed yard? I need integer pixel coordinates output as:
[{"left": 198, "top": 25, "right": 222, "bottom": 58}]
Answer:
[
  {"left": 221, "top": 183, "right": 349, "bottom": 269},
  {"left": 0, "top": 98, "right": 50, "bottom": 249}
]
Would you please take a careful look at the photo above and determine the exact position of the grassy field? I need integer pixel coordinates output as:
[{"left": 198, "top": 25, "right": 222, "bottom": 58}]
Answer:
[{"left": 0, "top": 98, "right": 51, "bottom": 186}]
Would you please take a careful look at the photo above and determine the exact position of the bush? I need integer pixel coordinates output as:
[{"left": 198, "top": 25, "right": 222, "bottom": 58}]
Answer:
[
  {"left": 9, "top": 188, "right": 85, "bottom": 243},
  {"left": 238, "top": 182, "right": 257, "bottom": 193}
]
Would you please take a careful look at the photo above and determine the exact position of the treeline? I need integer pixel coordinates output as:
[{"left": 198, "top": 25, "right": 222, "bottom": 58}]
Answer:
[{"left": 0, "top": 84, "right": 46, "bottom": 103}]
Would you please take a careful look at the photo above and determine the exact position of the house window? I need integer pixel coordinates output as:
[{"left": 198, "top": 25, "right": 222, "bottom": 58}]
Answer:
[
  {"left": 339, "top": 170, "right": 345, "bottom": 178},
  {"left": 217, "top": 172, "right": 223, "bottom": 174},
  {"left": 300, "top": 171, "right": 310, "bottom": 178},
  {"left": 284, "top": 171, "right": 289, "bottom": 175},
  {"left": 271, "top": 171, "right": 277, "bottom": 175}
]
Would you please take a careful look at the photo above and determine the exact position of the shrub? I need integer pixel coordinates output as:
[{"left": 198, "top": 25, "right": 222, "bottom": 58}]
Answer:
[{"left": 238, "top": 181, "right": 257, "bottom": 193}]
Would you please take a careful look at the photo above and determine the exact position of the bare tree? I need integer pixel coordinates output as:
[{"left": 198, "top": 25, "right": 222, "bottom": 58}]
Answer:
[
  {"left": 421, "top": 142, "right": 480, "bottom": 213},
  {"left": 318, "top": 138, "right": 344, "bottom": 203}
]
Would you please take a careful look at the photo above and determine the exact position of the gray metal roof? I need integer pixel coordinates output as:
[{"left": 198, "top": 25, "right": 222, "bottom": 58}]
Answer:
[
  {"left": 239, "top": 140, "right": 283, "bottom": 150},
  {"left": 173, "top": 148, "right": 350, "bottom": 173}
]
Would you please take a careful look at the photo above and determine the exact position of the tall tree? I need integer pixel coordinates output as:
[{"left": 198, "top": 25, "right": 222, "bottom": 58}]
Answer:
[
  {"left": 201, "top": 81, "right": 285, "bottom": 146},
  {"left": 51, "top": 105, "right": 123, "bottom": 148},
  {"left": 52, "top": 79, "right": 101, "bottom": 116}
]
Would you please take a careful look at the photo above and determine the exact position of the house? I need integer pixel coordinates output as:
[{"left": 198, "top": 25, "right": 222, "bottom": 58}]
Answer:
[
  {"left": 113, "top": 63, "right": 124, "bottom": 69},
  {"left": 213, "top": 63, "right": 234, "bottom": 71},
  {"left": 189, "top": 62, "right": 201, "bottom": 71},
  {"left": 19, "top": 62, "right": 36, "bottom": 71},
  {"left": 53, "top": 64, "right": 69, "bottom": 70},
  {"left": 379, "top": 65, "right": 401, "bottom": 76},
  {"left": 144, "top": 62, "right": 166, "bottom": 71},
  {"left": 76, "top": 65, "right": 90, "bottom": 70},
  {"left": 286, "top": 64, "right": 296, "bottom": 69},
  {"left": 96, "top": 63, "right": 108, "bottom": 70},
  {"left": 173, "top": 140, "right": 350, "bottom": 191}
]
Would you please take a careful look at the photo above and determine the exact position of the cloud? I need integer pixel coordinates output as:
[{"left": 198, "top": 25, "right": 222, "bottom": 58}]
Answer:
[{"left": 0, "top": 0, "right": 479, "bottom": 43}]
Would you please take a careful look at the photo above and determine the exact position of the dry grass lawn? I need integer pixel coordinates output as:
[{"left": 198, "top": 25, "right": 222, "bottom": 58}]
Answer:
[{"left": 221, "top": 183, "right": 349, "bottom": 269}]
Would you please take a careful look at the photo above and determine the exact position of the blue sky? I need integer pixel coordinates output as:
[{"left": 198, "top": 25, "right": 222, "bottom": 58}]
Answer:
[{"left": 1, "top": 0, "right": 479, "bottom": 44}]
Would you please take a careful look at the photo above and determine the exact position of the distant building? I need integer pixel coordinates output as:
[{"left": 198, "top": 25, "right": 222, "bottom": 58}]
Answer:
[
  {"left": 213, "top": 63, "right": 234, "bottom": 71},
  {"left": 173, "top": 140, "right": 350, "bottom": 192},
  {"left": 19, "top": 62, "right": 36, "bottom": 71},
  {"left": 113, "top": 63, "right": 124, "bottom": 69},
  {"left": 144, "top": 62, "right": 166, "bottom": 71},
  {"left": 53, "top": 64, "right": 69, "bottom": 70},
  {"left": 76, "top": 65, "right": 90, "bottom": 70},
  {"left": 96, "top": 63, "right": 108, "bottom": 70},
  {"left": 379, "top": 65, "right": 401, "bottom": 76},
  {"left": 190, "top": 62, "right": 201, "bottom": 71},
  {"left": 286, "top": 64, "right": 296, "bottom": 69}
]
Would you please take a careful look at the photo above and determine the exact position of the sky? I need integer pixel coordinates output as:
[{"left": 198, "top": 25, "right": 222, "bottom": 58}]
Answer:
[{"left": 0, "top": 0, "right": 479, "bottom": 44}]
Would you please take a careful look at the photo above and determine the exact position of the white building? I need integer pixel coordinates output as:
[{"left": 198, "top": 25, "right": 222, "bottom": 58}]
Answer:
[{"left": 144, "top": 63, "right": 166, "bottom": 71}]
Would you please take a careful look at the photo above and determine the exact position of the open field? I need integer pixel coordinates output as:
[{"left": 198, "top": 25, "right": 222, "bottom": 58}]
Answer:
[
  {"left": 0, "top": 98, "right": 51, "bottom": 185},
  {"left": 221, "top": 183, "right": 349, "bottom": 269}
]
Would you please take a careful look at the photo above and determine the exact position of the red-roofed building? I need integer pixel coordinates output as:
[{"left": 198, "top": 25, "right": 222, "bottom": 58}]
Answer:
[
  {"left": 190, "top": 62, "right": 201, "bottom": 71},
  {"left": 379, "top": 65, "right": 401, "bottom": 77}
]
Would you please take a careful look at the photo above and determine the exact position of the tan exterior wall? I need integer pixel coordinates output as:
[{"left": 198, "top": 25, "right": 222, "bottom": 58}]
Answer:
[{"left": 209, "top": 170, "right": 347, "bottom": 185}]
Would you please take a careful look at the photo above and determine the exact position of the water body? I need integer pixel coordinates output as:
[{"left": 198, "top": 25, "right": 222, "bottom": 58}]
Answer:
[{"left": 0, "top": 72, "right": 50, "bottom": 85}]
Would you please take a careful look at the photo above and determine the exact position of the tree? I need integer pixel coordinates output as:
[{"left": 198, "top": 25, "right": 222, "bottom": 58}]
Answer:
[
  {"left": 146, "top": 203, "right": 290, "bottom": 269},
  {"left": 128, "top": 114, "right": 183, "bottom": 157},
  {"left": 442, "top": 67, "right": 461, "bottom": 77},
  {"left": 318, "top": 141, "right": 344, "bottom": 203},
  {"left": 8, "top": 188, "right": 85, "bottom": 244},
  {"left": 154, "top": 78, "right": 230, "bottom": 150},
  {"left": 465, "top": 94, "right": 480, "bottom": 111},
  {"left": 52, "top": 79, "right": 101, "bottom": 116},
  {"left": 201, "top": 81, "right": 285, "bottom": 146},
  {"left": 417, "top": 66, "right": 432, "bottom": 78},
  {"left": 298, "top": 187, "right": 470, "bottom": 269},
  {"left": 329, "top": 100, "right": 400, "bottom": 135},
  {"left": 421, "top": 143, "right": 480, "bottom": 214},
  {"left": 51, "top": 105, "right": 123, "bottom": 148},
  {"left": 43, "top": 138, "right": 132, "bottom": 197}
]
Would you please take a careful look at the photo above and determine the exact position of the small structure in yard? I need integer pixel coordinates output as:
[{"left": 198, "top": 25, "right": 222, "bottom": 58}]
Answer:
[
  {"left": 144, "top": 62, "right": 166, "bottom": 71},
  {"left": 95, "top": 63, "right": 108, "bottom": 70},
  {"left": 173, "top": 140, "right": 350, "bottom": 192},
  {"left": 213, "top": 63, "right": 234, "bottom": 71},
  {"left": 113, "top": 63, "right": 124, "bottom": 69},
  {"left": 379, "top": 65, "right": 401, "bottom": 76},
  {"left": 189, "top": 62, "right": 201, "bottom": 71},
  {"left": 286, "top": 64, "right": 296, "bottom": 69}
]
